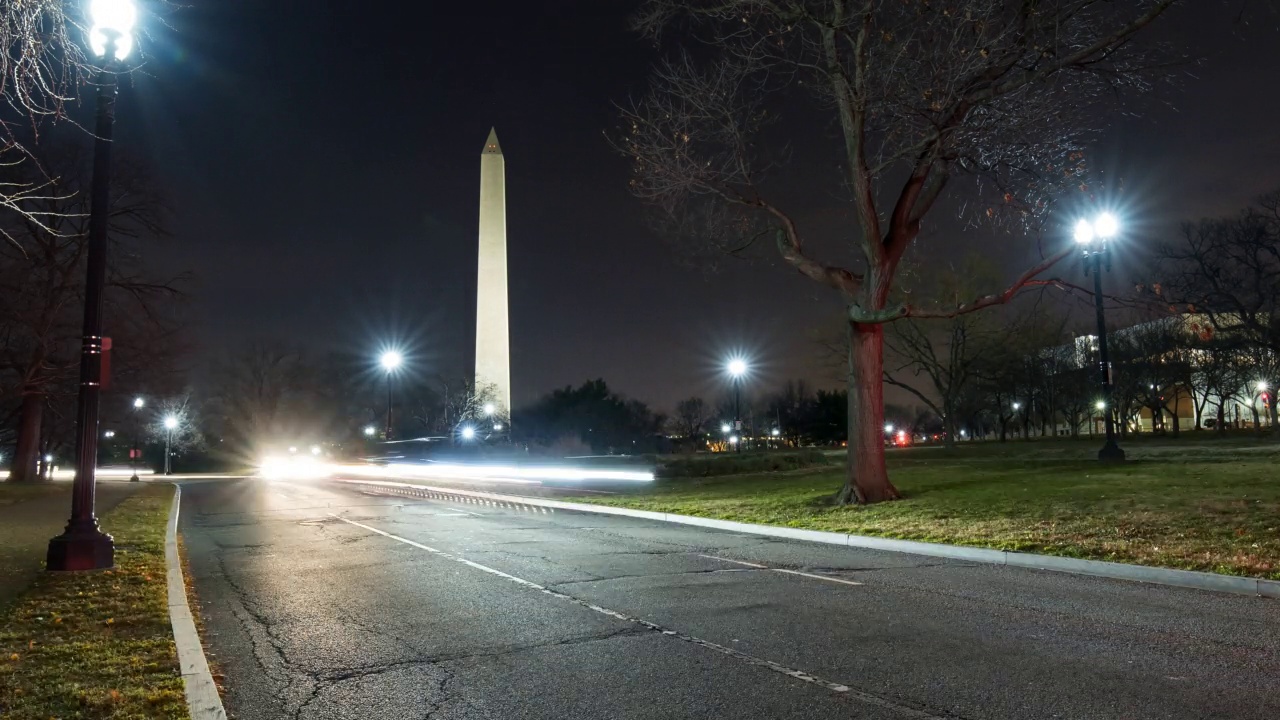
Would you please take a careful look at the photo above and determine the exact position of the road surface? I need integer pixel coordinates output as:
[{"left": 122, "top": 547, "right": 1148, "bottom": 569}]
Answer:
[{"left": 180, "top": 477, "right": 1280, "bottom": 719}]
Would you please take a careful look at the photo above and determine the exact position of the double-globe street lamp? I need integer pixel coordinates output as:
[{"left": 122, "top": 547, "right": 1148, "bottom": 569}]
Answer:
[
  {"left": 47, "top": 0, "right": 138, "bottom": 571},
  {"left": 1075, "top": 212, "right": 1126, "bottom": 462}
]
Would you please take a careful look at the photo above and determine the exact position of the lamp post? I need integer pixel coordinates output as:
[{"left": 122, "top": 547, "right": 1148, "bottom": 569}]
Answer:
[
  {"left": 380, "top": 350, "right": 402, "bottom": 440},
  {"left": 727, "top": 359, "right": 747, "bottom": 453},
  {"left": 163, "top": 415, "right": 177, "bottom": 475},
  {"left": 1075, "top": 213, "right": 1125, "bottom": 461},
  {"left": 130, "top": 396, "right": 144, "bottom": 481},
  {"left": 46, "top": 0, "right": 137, "bottom": 572}
]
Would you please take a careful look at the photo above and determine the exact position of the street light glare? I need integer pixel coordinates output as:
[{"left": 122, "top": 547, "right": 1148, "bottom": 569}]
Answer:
[
  {"left": 363, "top": 426, "right": 376, "bottom": 437},
  {"left": 483, "top": 403, "right": 496, "bottom": 416},
  {"left": 884, "top": 424, "right": 894, "bottom": 433},
  {"left": 1095, "top": 401, "right": 1107, "bottom": 411},
  {"left": 729, "top": 435, "right": 740, "bottom": 444},
  {"left": 163, "top": 415, "right": 178, "bottom": 430},
  {"left": 1094, "top": 212, "right": 1120, "bottom": 239},
  {"left": 1258, "top": 380, "right": 1269, "bottom": 391},
  {"left": 727, "top": 359, "right": 747, "bottom": 377},
  {"left": 88, "top": 0, "right": 137, "bottom": 60},
  {"left": 380, "top": 350, "right": 403, "bottom": 371},
  {"left": 310, "top": 445, "right": 321, "bottom": 456},
  {"left": 1073, "top": 219, "right": 1095, "bottom": 245},
  {"left": 461, "top": 426, "right": 477, "bottom": 440},
  {"left": 133, "top": 397, "right": 144, "bottom": 409},
  {"left": 720, "top": 423, "right": 731, "bottom": 433}
]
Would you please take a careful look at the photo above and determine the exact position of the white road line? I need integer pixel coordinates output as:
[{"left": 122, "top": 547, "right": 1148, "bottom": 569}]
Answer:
[
  {"left": 329, "top": 513, "right": 952, "bottom": 712},
  {"left": 774, "top": 569, "right": 864, "bottom": 586},
  {"left": 700, "top": 555, "right": 864, "bottom": 587},
  {"left": 699, "top": 554, "right": 769, "bottom": 569}
]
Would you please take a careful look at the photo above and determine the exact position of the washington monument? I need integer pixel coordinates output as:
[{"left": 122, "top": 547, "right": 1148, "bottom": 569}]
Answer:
[{"left": 475, "top": 128, "right": 511, "bottom": 413}]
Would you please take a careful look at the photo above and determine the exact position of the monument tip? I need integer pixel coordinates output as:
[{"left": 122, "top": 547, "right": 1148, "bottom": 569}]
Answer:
[{"left": 483, "top": 127, "right": 502, "bottom": 155}]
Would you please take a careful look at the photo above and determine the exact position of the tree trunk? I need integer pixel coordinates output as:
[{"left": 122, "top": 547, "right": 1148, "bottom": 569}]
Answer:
[
  {"left": 942, "top": 400, "right": 956, "bottom": 449},
  {"left": 10, "top": 393, "right": 47, "bottom": 484},
  {"left": 1269, "top": 398, "right": 1278, "bottom": 434},
  {"left": 1167, "top": 402, "right": 1181, "bottom": 438},
  {"left": 836, "top": 322, "right": 901, "bottom": 505},
  {"left": 1216, "top": 401, "right": 1226, "bottom": 435},
  {"left": 1250, "top": 403, "right": 1262, "bottom": 434}
]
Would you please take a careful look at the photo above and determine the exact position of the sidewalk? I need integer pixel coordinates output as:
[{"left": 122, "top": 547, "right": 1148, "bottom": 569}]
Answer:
[{"left": 0, "top": 482, "right": 141, "bottom": 609}]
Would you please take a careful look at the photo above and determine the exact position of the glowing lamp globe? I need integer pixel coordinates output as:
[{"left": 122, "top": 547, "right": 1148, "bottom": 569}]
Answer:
[
  {"left": 727, "top": 359, "right": 747, "bottom": 378},
  {"left": 1094, "top": 213, "right": 1119, "bottom": 239},
  {"left": 1073, "top": 219, "right": 1095, "bottom": 245},
  {"left": 163, "top": 416, "right": 178, "bottom": 430},
  {"left": 380, "top": 351, "right": 403, "bottom": 371},
  {"left": 88, "top": 0, "right": 137, "bottom": 60}
]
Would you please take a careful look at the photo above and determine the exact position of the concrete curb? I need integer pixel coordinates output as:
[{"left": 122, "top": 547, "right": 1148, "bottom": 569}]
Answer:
[
  {"left": 166, "top": 484, "right": 227, "bottom": 719},
  {"left": 335, "top": 478, "right": 1280, "bottom": 599}
]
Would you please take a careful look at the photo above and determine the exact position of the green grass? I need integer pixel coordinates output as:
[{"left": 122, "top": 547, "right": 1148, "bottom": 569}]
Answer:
[
  {"left": 575, "top": 441, "right": 1280, "bottom": 580},
  {"left": 0, "top": 485, "right": 189, "bottom": 719}
]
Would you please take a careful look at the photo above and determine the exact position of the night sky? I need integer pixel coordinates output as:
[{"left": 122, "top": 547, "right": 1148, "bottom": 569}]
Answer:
[{"left": 117, "top": 1, "right": 1280, "bottom": 411}]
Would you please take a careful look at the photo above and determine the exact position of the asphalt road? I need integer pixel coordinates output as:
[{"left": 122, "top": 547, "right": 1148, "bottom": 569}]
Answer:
[{"left": 180, "top": 477, "right": 1280, "bottom": 720}]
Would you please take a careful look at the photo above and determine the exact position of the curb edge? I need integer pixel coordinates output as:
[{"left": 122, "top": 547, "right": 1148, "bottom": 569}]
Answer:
[{"left": 166, "top": 484, "right": 228, "bottom": 720}]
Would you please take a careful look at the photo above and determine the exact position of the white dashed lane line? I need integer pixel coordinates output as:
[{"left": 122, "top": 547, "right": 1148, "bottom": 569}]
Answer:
[
  {"left": 329, "top": 514, "right": 947, "bottom": 718},
  {"left": 699, "top": 554, "right": 864, "bottom": 587}
]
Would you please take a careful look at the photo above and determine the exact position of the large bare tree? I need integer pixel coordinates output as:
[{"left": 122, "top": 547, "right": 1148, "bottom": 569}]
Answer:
[
  {"left": 0, "top": 143, "right": 182, "bottom": 482},
  {"left": 618, "top": 0, "right": 1183, "bottom": 503}
]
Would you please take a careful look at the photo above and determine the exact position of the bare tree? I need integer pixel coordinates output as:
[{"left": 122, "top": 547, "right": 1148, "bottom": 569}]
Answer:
[
  {"left": 674, "top": 396, "right": 708, "bottom": 439},
  {"left": 884, "top": 259, "right": 1012, "bottom": 447},
  {"left": 0, "top": 143, "right": 182, "bottom": 482},
  {"left": 1152, "top": 190, "right": 1280, "bottom": 432},
  {"left": 618, "top": 0, "right": 1181, "bottom": 503}
]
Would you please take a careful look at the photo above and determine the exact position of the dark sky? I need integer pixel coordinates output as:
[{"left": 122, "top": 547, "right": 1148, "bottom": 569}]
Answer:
[{"left": 117, "top": 1, "right": 1280, "bottom": 411}]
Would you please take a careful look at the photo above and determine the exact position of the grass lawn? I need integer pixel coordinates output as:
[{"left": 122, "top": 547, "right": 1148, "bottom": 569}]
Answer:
[
  {"left": 0, "top": 484, "right": 189, "bottom": 719},
  {"left": 574, "top": 439, "right": 1280, "bottom": 580}
]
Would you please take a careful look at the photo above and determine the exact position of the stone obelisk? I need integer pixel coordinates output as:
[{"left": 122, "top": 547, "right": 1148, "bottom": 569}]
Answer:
[{"left": 475, "top": 128, "right": 511, "bottom": 413}]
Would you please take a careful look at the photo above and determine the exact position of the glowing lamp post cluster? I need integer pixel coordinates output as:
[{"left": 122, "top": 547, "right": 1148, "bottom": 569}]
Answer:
[
  {"left": 1074, "top": 212, "right": 1125, "bottom": 462},
  {"left": 46, "top": 0, "right": 139, "bottom": 571}
]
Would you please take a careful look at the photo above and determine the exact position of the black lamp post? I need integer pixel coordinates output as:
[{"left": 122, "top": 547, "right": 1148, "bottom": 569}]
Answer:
[
  {"left": 47, "top": 0, "right": 138, "bottom": 572},
  {"left": 1075, "top": 213, "right": 1126, "bottom": 462},
  {"left": 129, "top": 396, "right": 143, "bottom": 482},
  {"left": 727, "top": 359, "right": 747, "bottom": 453},
  {"left": 379, "top": 351, "right": 402, "bottom": 440}
]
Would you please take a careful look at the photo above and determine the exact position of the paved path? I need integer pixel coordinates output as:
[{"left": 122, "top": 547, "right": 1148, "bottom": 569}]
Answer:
[
  {"left": 180, "top": 477, "right": 1280, "bottom": 720},
  {"left": 0, "top": 481, "right": 142, "bottom": 609}
]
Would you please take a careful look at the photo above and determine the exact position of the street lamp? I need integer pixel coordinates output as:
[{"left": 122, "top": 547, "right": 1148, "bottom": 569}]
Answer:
[
  {"left": 1075, "top": 212, "right": 1125, "bottom": 461},
  {"left": 484, "top": 403, "right": 495, "bottom": 417},
  {"left": 363, "top": 425, "right": 376, "bottom": 437},
  {"left": 726, "top": 358, "right": 748, "bottom": 453},
  {"left": 47, "top": 0, "right": 138, "bottom": 572},
  {"left": 130, "top": 396, "right": 144, "bottom": 482},
  {"left": 380, "top": 350, "right": 402, "bottom": 441},
  {"left": 720, "top": 423, "right": 730, "bottom": 434},
  {"left": 460, "top": 425, "right": 476, "bottom": 441},
  {"left": 163, "top": 415, "right": 178, "bottom": 476},
  {"left": 884, "top": 423, "right": 894, "bottom": 434}
]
